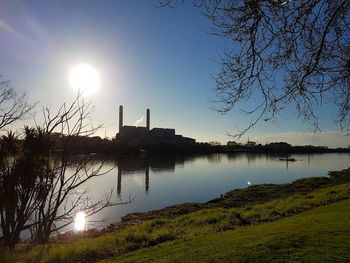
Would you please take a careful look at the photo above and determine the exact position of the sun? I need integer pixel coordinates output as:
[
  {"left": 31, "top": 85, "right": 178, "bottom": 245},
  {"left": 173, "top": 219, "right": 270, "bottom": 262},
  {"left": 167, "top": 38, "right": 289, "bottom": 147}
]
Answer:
[{"left": 69, "top": 63, "right": 101, "bottom": 95}]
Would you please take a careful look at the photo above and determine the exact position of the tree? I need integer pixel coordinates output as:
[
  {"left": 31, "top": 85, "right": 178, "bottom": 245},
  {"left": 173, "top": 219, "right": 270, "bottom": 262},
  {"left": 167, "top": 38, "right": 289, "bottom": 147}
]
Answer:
[
  {"left": 158, "top": 0, "right": 350, "bottom": 137},
  {"left": 0, "top": 76, "right": 35, "bottom": 130},
  {"left": 209, "top": 141, "right": 221, "bottom": 146},
  {"left": 0, "top": 128, "right": 52, "bottom": 248},
  {"left": 0, "top": 94, "right": 122, "bottom": 247}
]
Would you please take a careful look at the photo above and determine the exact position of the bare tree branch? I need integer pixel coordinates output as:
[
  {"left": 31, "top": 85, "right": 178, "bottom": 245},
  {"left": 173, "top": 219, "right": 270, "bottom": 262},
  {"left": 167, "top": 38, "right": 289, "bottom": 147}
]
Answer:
[
  {"left": 158, "top": 0, "right": 350, "bottom": 138},
  {"left": 0, "top": 76, "right": 35, "bottom": 130}
]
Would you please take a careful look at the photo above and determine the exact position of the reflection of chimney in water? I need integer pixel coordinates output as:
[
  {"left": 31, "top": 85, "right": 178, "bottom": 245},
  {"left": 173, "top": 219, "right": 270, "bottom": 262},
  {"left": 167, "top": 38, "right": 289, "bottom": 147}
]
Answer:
[
  {"left": 119, "top": 105, "right": 123, "bottom": 132},
  {"left": 117, "top": 168, "right": 122, "bottom": 196},
  {"left": 145, "top": 166, "right": 149, "bottom": 193},
  {"left": 146, "top": 108, "right": 150, "bottom": 130}
]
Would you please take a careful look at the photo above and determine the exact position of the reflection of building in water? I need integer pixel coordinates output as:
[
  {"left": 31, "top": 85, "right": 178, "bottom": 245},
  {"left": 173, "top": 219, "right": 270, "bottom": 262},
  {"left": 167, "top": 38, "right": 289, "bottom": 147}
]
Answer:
[
  {"left": 115, "top": 105, "right": 195, "bottom": 145},
  {"left": 116, "top": 156, "right": 183, "bottom": 196},
  {"left": 206, "top": 153, "right": 223, "bottom": 163},
  {"left": 117, "top": 166, "right": 150, "bottom": 196}
]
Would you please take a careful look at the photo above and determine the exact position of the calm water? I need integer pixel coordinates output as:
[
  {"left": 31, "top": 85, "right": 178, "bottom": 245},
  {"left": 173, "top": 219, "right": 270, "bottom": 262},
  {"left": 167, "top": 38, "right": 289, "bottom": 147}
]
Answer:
[{"left": 77, "top": 153, "right": 349, "bottom": 229}]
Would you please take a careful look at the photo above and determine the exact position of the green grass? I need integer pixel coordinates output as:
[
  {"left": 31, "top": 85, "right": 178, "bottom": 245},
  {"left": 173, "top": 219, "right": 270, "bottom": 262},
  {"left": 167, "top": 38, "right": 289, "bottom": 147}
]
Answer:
[{"left": 101, "top": 199, "right": 350, "bottom": 263}]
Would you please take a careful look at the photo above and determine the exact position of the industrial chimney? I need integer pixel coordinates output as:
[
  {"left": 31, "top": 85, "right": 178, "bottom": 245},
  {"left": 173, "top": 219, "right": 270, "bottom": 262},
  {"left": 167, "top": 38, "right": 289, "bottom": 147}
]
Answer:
[
  {"left": 119, "top": 105, "right": 123, "bottom": 132},
  {"left": 146, "top": 108, "right": 150, "bottom": 130}
]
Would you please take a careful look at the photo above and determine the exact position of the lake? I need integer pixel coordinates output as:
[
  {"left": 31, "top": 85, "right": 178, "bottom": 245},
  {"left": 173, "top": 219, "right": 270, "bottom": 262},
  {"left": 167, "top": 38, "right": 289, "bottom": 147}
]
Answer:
[{"left": 76, "top": 153, "right": 350, "bottom": 230}]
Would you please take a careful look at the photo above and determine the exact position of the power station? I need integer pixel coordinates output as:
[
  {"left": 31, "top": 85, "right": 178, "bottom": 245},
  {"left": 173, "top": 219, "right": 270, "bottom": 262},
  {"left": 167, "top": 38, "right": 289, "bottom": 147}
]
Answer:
[{"left": 115, "top": 105, "right": 195, "bottom": 145}]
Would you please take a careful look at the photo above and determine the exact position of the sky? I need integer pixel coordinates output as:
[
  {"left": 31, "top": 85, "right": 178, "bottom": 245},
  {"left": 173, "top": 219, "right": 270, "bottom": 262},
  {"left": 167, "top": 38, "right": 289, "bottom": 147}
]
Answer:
[{"left": 0, "top": 0, "right": 349, "bottom": 147}]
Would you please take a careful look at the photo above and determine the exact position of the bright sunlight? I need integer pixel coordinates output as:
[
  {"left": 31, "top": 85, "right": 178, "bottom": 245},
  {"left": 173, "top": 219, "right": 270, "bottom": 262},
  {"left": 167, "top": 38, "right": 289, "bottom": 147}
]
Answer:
[
  {"left": 74, "top": 211, "right": 86, "bottom": 231},
  {"left": 69, "top": 63, "right": 101, "bottom": 95}
]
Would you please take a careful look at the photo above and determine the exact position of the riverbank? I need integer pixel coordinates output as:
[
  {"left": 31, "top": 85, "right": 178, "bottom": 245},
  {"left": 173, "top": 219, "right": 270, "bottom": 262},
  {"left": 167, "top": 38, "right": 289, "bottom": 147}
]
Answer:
[{"left": 1, "top": 167, "right": 349, "bottom": 262}]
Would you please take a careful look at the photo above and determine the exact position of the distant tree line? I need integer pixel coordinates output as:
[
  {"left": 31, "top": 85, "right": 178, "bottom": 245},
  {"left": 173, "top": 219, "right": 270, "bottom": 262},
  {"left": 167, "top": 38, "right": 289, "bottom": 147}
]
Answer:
[{"left": 225, "top": 140, "right": 350, "bottom": 153}]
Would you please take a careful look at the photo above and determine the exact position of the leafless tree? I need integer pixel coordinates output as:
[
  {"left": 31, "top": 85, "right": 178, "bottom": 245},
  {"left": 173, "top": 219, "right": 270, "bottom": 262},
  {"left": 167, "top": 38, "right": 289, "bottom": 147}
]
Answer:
[
  {"left": 0, "top": 94, "right": 124, "bottom": 247},
  {"left": 157, "top": 0, "right": 350, "bottom": 137},
  {"left": 0, "top": 76, "right": 35, "bottom": 130}
]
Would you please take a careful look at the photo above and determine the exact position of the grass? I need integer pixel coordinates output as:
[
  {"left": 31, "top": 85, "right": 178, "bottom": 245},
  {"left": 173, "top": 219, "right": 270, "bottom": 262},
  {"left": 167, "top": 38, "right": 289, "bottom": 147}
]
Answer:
[
  {"left": 1, "top": 168, "right": 349, "bottom": 262},
  {"left": 102, "top": 199, "right": 350, "bottom": 262}
]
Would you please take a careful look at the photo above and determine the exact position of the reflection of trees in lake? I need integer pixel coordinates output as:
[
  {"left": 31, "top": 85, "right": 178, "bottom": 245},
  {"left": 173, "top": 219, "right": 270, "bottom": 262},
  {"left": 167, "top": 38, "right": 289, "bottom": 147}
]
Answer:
[{"left": 226, "top": 153, "right": 284, "bottom": 165}]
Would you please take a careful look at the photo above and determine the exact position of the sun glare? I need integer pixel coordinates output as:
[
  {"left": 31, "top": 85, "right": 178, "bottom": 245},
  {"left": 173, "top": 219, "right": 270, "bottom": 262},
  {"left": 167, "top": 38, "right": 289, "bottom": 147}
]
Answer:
[
  {"left": 74, "top": 211, "right": 86, "bottom": 231},
  {"left": 69, "top": 64, "right": 100, "bottom": 95}
]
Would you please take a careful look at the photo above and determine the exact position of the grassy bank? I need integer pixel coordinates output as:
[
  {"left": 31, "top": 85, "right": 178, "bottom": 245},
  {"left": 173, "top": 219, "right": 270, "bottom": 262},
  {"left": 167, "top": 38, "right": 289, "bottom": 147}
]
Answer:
[
  {"left": 108, "top": 199, "right": 350, "bottom": 262},
  {"left": 1, "top": 168, "right": 349, "bottom": 262}
]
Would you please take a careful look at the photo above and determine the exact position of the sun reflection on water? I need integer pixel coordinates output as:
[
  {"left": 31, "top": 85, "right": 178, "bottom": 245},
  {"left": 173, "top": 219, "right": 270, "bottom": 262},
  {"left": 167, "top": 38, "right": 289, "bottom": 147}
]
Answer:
[{"left": 74, "top": 211, "right": 86, "bottom": 231}]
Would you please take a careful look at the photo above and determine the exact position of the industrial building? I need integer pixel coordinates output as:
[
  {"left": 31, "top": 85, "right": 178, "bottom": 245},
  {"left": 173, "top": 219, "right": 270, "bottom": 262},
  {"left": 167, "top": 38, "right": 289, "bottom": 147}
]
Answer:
[{"left": 115, "top": 105, "right": 195, "bottom": 145}]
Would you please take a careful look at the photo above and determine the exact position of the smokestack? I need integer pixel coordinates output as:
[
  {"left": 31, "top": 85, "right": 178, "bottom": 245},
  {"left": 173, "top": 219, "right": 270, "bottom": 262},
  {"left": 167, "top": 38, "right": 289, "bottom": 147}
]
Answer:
[
  {"left": 119, "top": 105, "right": 123, "bottom": 131},
  {"left": 146, "top": 108, "right": 150, "bottom": 130}
]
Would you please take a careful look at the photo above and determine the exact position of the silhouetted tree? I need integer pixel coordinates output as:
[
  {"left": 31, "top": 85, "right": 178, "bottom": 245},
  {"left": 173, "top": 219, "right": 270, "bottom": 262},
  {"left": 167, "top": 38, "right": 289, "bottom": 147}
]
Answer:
[
  {"left": 158, "top": 0, "right": 350, "bottom": 137},
  {"left": 0, "top": 129, "right": 48, "bottom": 248},
  {"left": 209, "top": 141, "right": 221, "bottom": 146},
  {"left": 0, "top": 77, "right": 34, "bottom": 130},
  {"left": 0, "top": 132, "right": 23, "bottom": 248},
  {"left": 0, "top": 94, "right": 121, "bottom": 247}
]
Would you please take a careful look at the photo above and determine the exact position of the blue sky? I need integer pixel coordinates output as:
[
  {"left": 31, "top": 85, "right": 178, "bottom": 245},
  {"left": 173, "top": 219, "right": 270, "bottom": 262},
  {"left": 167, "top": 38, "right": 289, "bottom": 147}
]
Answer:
[{"left": 0, "top": 0, "right": 348, "bottom": 147}]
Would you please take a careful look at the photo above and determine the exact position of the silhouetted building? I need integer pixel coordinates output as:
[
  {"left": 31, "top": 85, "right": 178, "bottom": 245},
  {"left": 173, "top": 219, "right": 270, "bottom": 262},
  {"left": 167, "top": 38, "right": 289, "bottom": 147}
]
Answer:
[{"left": 115, "top": 105, "right": 195, "bottom": 145}]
